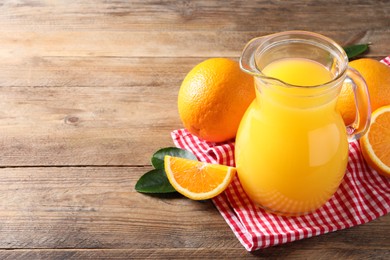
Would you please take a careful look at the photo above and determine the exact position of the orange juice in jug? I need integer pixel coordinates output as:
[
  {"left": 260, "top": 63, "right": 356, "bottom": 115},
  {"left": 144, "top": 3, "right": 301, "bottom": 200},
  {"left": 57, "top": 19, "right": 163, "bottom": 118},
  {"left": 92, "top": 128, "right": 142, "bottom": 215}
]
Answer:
[{"left": 236, "top": 31, "right": 371, "bottom": 216}]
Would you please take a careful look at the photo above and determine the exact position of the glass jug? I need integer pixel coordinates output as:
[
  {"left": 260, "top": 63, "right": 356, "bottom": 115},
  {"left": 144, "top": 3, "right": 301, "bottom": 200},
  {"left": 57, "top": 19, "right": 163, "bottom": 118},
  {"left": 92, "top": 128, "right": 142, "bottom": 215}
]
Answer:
[{"left": 235, "top": 31, "right": 371, "bottom": 216}]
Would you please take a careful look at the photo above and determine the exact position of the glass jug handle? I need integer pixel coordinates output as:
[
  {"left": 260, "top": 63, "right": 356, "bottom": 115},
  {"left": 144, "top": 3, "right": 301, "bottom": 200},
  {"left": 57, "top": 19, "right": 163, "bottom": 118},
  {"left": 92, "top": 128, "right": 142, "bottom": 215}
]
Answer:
[{"left": 345, "top": 67, "right": 371, "bottom": 141}]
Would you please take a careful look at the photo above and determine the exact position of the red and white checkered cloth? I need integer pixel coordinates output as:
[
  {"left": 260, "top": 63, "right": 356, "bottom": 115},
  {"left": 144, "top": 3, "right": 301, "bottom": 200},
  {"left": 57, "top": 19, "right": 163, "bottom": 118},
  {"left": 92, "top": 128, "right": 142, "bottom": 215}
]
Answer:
[{"left": 171, "top": 56, "right": 390, "bottom": 251}]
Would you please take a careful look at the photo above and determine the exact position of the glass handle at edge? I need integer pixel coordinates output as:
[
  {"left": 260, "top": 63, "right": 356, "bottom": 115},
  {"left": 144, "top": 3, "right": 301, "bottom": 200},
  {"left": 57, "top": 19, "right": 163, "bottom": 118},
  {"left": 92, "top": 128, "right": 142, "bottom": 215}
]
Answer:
[{"left": 345, "top": 66, "right": 371, "bottom": 141}]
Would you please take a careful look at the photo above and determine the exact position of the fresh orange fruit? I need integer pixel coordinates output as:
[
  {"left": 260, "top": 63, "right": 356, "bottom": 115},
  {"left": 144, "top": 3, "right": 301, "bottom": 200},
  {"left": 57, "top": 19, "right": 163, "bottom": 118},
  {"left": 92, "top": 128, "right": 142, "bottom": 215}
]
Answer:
[
  {"left": 178, "top": 58, "right": 255, "bottom": 142},
  {"left": 337, "top": 58, "right": 390, "bottom": 125},
  {"left": 360, "top": 105, "right": 390, "bottom": 177},
  {"left": 164, "top": 155, "right": 236, "bottom": 200}
]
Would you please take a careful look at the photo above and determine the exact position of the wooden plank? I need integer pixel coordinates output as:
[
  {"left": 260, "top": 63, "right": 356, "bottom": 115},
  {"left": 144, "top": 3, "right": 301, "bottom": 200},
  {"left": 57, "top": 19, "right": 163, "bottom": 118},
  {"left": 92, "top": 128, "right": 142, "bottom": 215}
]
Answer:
[
  {"left": 0, "top": 249, "right": 252, "bottom": 260},
  {"left": 0, "top": 85, "right": 182, "bottom": 166},
  {"left": 0, "top": 248, "right": 387, "bottom": 260},
  {"left": 0, "top": 57, "right": 203, "bottom": 87},
  {"left": 0, "top": 167, "right": 239, "bottom": 249},
  {"left": 0, "top": 0, "right": 388, "bottom": 33},
  {"left": 0, "top": 167, "right": 388, "bottom": 256},
  {"left": 0, "top": 31, "right": 388, "bottom": 60}
]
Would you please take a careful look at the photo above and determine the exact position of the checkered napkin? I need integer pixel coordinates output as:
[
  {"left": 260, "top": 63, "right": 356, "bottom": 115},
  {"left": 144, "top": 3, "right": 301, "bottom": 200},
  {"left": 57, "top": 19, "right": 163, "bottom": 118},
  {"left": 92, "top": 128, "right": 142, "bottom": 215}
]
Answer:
[{"left": 171, "top": 56, "right": 390, "bottom": 251}]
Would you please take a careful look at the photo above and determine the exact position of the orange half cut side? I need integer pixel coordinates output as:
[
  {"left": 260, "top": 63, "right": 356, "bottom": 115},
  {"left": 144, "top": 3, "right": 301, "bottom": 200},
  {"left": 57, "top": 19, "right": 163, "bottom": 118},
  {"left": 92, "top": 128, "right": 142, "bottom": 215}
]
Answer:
[
  {"left": 360, "top": 105, "right": 390, "bottom": 177},
  {"left": 164, "top": 155, "right": 236, "bottom": 200}
]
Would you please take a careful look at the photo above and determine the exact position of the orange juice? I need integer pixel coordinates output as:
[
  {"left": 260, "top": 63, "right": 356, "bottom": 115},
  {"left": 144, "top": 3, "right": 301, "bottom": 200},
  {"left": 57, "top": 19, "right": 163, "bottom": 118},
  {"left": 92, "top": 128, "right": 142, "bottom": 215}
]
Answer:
[{"left": 235, "top": 58, "right": 349, "bottom": 215}]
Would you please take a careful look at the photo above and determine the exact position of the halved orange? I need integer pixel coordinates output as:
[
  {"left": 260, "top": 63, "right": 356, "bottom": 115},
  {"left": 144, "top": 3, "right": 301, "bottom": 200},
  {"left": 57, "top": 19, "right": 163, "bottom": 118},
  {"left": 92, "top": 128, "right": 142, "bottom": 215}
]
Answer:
[
  {"left": 360, "top": 105, "right": 390, "bottom": 177},
  {"left": 164, "top": 156, "right": 236, "bottom": 200}
]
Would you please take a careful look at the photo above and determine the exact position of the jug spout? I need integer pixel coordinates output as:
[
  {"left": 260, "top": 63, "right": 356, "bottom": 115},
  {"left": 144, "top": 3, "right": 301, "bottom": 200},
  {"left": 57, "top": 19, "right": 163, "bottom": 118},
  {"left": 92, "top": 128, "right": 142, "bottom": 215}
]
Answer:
[{"left": 239, "top": 36, "right": 268, "bottom": 77}]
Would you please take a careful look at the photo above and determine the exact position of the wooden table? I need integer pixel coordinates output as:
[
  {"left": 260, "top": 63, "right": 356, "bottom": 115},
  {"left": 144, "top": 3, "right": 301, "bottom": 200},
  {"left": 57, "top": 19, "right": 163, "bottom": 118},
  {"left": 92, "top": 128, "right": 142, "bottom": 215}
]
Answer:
[{"left": 0, "top": 1, "right": 389, "bottom": 259}]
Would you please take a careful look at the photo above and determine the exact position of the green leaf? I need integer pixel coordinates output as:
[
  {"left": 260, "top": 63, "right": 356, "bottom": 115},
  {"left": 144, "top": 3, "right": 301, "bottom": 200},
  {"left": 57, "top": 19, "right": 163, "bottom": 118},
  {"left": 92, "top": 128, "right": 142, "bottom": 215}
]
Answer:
[
  {"left": 151, "top": 147, "right": 197, "bottom": 169},
  {"left": 343, "top": 44, "right": 369, "bottom": 60},
  {"left": 135, "top": 147, "right": 197, "bottom": 195},
  {"left": 135, "top": 168, "right": 176, "bottom": 193}
]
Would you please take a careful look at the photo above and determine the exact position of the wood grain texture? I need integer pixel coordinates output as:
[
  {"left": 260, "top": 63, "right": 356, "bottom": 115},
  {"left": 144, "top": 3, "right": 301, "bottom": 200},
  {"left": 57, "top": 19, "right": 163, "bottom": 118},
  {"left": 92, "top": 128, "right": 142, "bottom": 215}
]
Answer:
[
  {"left": 0, "top": 0, "right": 389, "bottom": 32},
  {"left": 0, "top": 0, "right": 389, "bottom": 258},
  {"left": 1, "top": 247, "right": 388, "bottom": 260},
  {"left": 0, "top": 31, "right": 389, "bottom": 60},
  {"left": 0, "top": 57, "right": 200, "bottom": 87},
  {"left": 0, "top": 85, "right": 181, "bottom": 166},
  {"left": 0, "top": 167, "right": 236, "bottom": 249}
]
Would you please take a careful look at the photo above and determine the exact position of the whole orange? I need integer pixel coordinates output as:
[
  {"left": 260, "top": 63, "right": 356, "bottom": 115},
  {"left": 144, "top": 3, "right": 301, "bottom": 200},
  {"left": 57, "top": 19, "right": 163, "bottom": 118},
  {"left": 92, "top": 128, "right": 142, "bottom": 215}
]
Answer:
[
  {"left": 178, "top": 58, "right": 255, "bottom": 142},
  {"left": 337, "top": 58, "right": 390, "bottom": 125}
]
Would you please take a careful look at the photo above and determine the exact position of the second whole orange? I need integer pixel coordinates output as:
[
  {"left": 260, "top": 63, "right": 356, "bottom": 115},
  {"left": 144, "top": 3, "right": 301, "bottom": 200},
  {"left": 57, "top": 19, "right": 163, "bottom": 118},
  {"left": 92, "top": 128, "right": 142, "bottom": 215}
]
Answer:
[
  {"left": 337, "top": 58, "right": 390, "bottom": 126},
  {"left": 178, "top": 58, "right": 255, "bottom": 143}
]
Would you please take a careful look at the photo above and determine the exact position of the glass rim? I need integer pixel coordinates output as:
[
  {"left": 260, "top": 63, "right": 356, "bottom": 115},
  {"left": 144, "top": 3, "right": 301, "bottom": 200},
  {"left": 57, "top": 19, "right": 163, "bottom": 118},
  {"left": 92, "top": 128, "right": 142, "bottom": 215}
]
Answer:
[{"left": 248, "top": 30, "right": 349, "bottom": 89}]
